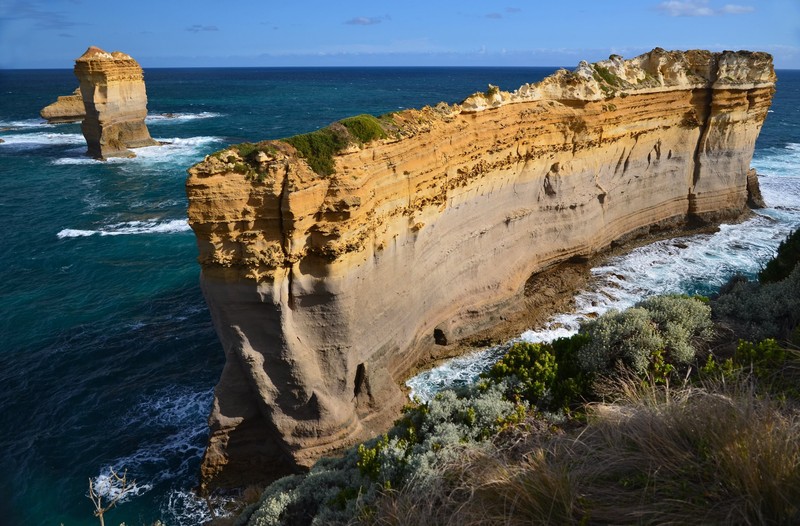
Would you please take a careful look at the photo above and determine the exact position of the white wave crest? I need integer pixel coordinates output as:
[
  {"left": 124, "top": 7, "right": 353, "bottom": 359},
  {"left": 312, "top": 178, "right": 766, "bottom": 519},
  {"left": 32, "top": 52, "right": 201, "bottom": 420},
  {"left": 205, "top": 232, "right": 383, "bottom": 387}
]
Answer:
[
  {"left": 752, "top": 143, "right": 800, "bottom": 178},
  {"left": 0, "top": 118, "right": 54, "bottom": 129},
  {"left": 0, "top": 131, "right": 84, "bottom": 148},
  {"left": 50, "top": 136, "right": 222, "bottom": 165},
  {"left": 146, "top": 111, "right": 223, "bottom": 123},
  {"left": 57, "top": 219, "right": 190, "bottom": 238},
  {"left": 90, "top": 387, "right": 213, "bottom": 513},
  {"left": 90, "top": 468, "right": 152, "bottom": 503}
]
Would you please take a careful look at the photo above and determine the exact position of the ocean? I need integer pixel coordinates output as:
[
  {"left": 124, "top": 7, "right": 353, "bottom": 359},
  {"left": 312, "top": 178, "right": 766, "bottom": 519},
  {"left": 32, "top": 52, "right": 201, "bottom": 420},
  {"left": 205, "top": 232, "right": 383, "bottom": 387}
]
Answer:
[{"left": 0, "top": 67, "right": 798, "bottom": 526}]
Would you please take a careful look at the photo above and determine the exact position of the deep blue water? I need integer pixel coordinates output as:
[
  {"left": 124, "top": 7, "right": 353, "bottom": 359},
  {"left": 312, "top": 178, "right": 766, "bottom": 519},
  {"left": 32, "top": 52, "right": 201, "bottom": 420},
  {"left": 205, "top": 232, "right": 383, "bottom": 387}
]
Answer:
[
  {"left": 1, "top": 67, "right": 798, "bottom": 525},
  {"left": 0, "top": 67, "right": 563, "bottom": 526}
]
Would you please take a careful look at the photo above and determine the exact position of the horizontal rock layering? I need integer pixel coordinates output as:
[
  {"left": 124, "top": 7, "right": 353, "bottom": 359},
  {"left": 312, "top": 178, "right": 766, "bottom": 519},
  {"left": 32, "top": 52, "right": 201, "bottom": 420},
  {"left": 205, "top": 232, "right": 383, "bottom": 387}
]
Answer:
[
  {"left": 74, "top": 46, "right": 157, "bottom": 159},
  {"left": 40, "top": 87, "right": 85, "bottom": 123},
  {"left": 187, "top": 48, "right": 775, "bottom": 489}
]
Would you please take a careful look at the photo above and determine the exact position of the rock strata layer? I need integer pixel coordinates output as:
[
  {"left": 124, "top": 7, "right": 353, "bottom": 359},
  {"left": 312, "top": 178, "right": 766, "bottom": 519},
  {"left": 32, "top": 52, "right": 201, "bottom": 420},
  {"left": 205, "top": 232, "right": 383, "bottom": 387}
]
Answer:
[
  {"left": 40, "top": 88, "right": 85, "bottom": 123},
  {"left": 74, "top": 46, "right": 157, "bottom": 159},
  {"left": 186, "top": 48, "right": 775, "bottom": 489}
]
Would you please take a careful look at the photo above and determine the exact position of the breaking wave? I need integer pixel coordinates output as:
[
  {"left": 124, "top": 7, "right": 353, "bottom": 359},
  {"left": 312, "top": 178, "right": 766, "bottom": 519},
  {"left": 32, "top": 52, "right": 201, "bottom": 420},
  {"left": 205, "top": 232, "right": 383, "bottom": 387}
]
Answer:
[{"left": 57, "top": 219, "right": 190, "bottom": 238}]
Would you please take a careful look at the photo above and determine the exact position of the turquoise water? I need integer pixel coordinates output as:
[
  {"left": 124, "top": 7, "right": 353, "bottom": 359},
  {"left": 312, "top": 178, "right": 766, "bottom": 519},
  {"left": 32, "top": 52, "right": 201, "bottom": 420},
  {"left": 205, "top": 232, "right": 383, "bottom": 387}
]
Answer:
[{"left": 0, "top": 67, "right": 559, "bottom": 526}]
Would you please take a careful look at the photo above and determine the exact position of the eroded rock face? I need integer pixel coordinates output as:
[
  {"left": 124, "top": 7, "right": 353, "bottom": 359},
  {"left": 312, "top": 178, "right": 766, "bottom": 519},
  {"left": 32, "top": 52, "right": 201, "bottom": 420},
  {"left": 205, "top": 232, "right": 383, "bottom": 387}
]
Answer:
[
  {"left": 74, "top": 46, "right": 157, "bottom": 159},
  {"left": 186, "top": 48, "right": 775, "bottom": 489},
  {"left": 40, "top": 87, "right": 85, "bottom": 123}
]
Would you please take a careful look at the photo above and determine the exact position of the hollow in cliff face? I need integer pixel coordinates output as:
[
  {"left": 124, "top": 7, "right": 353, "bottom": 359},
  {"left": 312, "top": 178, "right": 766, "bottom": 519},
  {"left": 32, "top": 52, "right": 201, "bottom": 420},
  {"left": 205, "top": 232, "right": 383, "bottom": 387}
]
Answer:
[{"left": 186, "top": 48, "right": 775, "bottom": 490}]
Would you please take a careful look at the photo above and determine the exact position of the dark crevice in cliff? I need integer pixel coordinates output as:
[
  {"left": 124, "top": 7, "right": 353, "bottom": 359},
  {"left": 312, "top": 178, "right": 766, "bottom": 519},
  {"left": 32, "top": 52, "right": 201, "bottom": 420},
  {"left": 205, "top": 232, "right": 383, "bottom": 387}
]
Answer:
[
  {"left": 689, "top": 59, "right": 719, "bottom": 210},
  {"left": 279, "top": 165, "right": 295, "bottom": 309}
]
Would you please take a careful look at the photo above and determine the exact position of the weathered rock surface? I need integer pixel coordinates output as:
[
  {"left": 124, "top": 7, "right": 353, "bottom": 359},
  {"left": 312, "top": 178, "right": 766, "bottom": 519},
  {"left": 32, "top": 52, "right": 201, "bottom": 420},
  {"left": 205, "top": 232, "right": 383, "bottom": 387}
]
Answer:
[
  {"left": 40, "top": 87, "right": 85, "bottom": 123},
  {"left": 186, "top": 48, "right": 775, "bottom": 489},
  {"left": 74, "top": 46, "right": 157, "bottom": 159}
]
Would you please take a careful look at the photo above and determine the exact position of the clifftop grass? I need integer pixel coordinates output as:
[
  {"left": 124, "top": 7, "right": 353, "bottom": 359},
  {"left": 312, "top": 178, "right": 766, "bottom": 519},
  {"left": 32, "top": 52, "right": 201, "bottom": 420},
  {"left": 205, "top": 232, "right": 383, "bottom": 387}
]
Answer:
[{"left": 282, "top": 114, "right": 389, "bottom": 176}]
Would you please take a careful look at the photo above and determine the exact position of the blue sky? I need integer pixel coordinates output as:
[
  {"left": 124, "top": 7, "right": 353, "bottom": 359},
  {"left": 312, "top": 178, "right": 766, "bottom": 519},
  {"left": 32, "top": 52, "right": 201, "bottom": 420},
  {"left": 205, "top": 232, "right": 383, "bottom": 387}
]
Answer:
[{"left": 1, "top": 0, "right": 798, "bottom": 69}]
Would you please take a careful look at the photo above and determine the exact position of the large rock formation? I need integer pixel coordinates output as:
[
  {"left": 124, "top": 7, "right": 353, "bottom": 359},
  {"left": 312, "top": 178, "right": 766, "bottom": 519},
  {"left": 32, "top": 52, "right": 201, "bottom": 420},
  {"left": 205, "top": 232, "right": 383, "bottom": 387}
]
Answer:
[
  {"left": 74, "top": 46, "right": 157, "bottom": 159},
  {"left": 40, "top": 88, "right": 85, "bottom": 123},
  {"left": 186, "top": 49, "right": 775, "bottom": 489}
]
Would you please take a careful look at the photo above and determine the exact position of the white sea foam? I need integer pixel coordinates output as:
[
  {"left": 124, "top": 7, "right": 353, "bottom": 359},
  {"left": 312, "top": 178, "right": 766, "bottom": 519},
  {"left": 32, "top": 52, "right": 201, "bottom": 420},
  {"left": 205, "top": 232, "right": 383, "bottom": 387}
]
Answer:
[
  {"left": 0, "top": 118, "right": 54, "bottom": 129},
  {"left": 146, "top": 111, "right": 223, "bottom": 123},
  {"left": 408, "top": 167, "right": 800, "bottom": 401},
  {"left": 57, "top": 219, "right": 190, "bottom": 238},
  {"left": 0, "top": 131, "right": 84, "bottom": 148},
  {"left": 91, "top": 387, "right": 213, "bottom": 513},
  {"left": 50, "top": 136, "right": 221, "bottom": 165},
  {"left": 752, "top": 143, "right": 800, "bottom": 178},
  {"left": 161, "top": 488, "right": 236, "bottom": 526}
]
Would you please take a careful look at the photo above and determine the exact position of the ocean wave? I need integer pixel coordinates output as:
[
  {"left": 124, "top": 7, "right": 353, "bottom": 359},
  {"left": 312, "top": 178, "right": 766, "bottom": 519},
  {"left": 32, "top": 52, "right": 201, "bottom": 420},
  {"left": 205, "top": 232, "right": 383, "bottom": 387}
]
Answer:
[
  {"left": 752, "top": 143, "right": 800, "bottom": 178},
  {"left": 160, "top": 488, "right": 236, "bottom": 525},
  {"left": 57, "top": 219, "right": 190, "bottom": 238},
  {"left": 51, "top": 136, "right": 222, "bottom": 165},
  {"left": 90, "top": 388, "right": 213, "bottom": 507},
  {"left": 0, "top": 131, "right": 84, "bottom": 148},
  {"left": 146, "top": 111, "right": 223, "bottom": 123},
  {"left": 0, "top": 118, "right": 54, "bottom": 129}
]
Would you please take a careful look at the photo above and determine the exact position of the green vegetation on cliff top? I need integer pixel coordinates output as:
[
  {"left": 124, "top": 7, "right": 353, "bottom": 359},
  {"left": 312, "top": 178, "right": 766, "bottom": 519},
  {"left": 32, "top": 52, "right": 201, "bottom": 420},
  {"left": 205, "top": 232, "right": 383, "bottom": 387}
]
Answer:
[{"left": 282, "top": 114, "right": 389, "bottom": 176}]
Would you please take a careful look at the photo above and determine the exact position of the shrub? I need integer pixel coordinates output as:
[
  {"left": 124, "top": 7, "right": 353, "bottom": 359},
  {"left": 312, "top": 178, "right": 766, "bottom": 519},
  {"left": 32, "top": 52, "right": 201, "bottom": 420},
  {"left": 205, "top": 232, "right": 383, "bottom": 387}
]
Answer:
[
  {"left": 713, "top": 265, "right": 800, "bottom": 341},
  {"left": 283, "top": 127, "right": 349, "bottom": 176},
  {"left": 484, "top": 334, "right": 592, "bottom": 411},
  {"left": 243, "top": 382, "right": 525, "bottom": 525},
  {"left": 361, "top": 382, "right": 800, "bottom": 525},
  {"left": 577, "top": 295, "right": 713, "bottom": 376},
  {"left": 340, "top": 114, "right": 387, "bottom": 144},
  {"left": 759, "top": 229, "right": 800, "bottom": 283},
  {"left": 592, "top": 64, "right": 622, "bottom": 86}
]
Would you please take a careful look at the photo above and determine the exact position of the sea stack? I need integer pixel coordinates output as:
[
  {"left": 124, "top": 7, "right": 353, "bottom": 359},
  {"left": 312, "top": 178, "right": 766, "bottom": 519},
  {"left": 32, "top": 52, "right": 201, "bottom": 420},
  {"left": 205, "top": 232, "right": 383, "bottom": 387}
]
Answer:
[
  {"left": 74, "top": 46, "right": 157, "bottom": 159},
  {"left": 40, "top": 88, "right": 85, "bottom": 123},
  {"left": 187, "top": 48, "right": 776, "bottom": 490}
]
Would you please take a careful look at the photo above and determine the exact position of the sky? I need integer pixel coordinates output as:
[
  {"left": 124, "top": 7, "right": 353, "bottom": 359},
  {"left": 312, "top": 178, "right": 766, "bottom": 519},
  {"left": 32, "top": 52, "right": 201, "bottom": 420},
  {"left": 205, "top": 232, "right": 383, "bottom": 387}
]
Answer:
[{"left": 1, "top": 0, "right": 798, "bottom": 69}]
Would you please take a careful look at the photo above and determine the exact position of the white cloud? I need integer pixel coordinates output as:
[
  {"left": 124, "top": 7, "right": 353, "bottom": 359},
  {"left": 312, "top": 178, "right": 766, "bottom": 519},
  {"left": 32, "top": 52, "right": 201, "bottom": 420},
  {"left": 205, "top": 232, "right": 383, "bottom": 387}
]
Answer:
[
  {"left": 719, "top": 4, "right": 755, "bottom": 14},
  {"left": 344, "top": 16, "right": 389, "bottom": 26},
  {"left": 656, "top": 0, "right": 754, "bottom": 16}
]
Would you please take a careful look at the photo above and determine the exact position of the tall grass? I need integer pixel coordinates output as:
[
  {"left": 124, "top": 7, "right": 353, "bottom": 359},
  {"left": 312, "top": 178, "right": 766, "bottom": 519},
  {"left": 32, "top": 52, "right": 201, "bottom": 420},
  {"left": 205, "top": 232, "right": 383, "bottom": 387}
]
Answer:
[{"left": 359, "top": 379, "right": 800, "bottom": 525}]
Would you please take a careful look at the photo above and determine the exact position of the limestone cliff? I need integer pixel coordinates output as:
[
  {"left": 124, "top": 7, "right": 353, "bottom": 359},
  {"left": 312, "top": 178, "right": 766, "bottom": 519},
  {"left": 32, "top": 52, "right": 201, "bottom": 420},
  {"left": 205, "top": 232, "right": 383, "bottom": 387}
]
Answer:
[
  {"left": 40, "top": 87, "right": 85, "bottom": 123},
  {"left": 186, "top": 48, "right": 775, "bottom": 489},
  {"left": 74, "top": 46, "right": 157, "bottom": 159}
]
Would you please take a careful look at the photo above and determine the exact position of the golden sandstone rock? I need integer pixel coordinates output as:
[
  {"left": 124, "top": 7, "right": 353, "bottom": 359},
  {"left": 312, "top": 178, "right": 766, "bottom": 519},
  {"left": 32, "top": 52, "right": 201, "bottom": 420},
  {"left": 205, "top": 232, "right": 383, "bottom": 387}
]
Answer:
[
  {"left": 73, "top": 46, "right": 158, "bottom": 159},
  {"left": 40, "top": 87, "right": 85, "bottom": 123},
  {"left": 186, "top": 48, "right": 775, "bottom": 489}
]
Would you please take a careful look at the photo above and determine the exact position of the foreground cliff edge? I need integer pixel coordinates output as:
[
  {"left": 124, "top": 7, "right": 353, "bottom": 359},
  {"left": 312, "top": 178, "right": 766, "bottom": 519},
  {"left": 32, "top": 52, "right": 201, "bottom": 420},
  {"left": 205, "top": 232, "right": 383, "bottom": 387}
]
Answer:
[{"left": 186, "top": 48, "right": 775, "bottom": 490}]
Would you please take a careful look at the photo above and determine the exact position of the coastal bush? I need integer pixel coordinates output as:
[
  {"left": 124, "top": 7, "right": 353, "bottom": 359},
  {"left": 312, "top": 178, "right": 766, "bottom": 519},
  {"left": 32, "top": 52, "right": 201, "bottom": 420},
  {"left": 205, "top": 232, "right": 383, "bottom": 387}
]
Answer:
[
  {"left": 577, "top": 295, "right": 713, "bottom": 375},
  {"left": 593, "top": 64, "right": 622, "bottom": 86},
  {"left": 242, "top": 382, "right": 525, "bottom": 525},
  {"left": 340, "top": 114, "right": 387, "bottom": 144},
  {"left": 358, "top": 381, "right": 800, "bottom": 525},
  {"left": 282, "top": 114, "right": 387, "bottom": 176},
  {"left": 713, "top": 265, "right": 800, "bottom": 341},
  {"left": 283, "top": 127, "right": 349, "bottom": 176},
  {"left": 759, "top": 229, "right": 800, "bottom": 283},
  {"left": 484, "top": 334, "right": 592, "bottom": 411}
]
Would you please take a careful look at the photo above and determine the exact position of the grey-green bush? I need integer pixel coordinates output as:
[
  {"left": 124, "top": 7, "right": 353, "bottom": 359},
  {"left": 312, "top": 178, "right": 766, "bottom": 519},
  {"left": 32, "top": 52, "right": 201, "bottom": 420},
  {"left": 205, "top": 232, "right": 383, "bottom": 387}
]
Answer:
[{"left": 577, "top": 295, "right": 713, "bottom": 375}]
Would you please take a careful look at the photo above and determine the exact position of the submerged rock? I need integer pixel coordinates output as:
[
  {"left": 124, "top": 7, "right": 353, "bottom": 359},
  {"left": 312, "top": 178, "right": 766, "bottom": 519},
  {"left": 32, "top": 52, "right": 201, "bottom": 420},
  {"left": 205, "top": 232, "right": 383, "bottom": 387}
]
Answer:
[
  {"left": 186, "top": 48, "right": 776, "bottom": 489},
  {"left": 73, "top": 46, "right": 158, "bottom": 159},
  {"left": 39, "top": 87, "right": 85, "bottom": 123}
]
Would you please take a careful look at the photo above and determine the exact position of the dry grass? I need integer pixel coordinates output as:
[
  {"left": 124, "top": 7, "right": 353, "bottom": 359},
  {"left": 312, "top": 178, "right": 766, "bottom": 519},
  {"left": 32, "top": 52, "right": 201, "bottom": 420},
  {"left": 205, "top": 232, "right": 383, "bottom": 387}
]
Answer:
[{"left": 357, "top": 378, "right": 800, "bottom": 525}]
